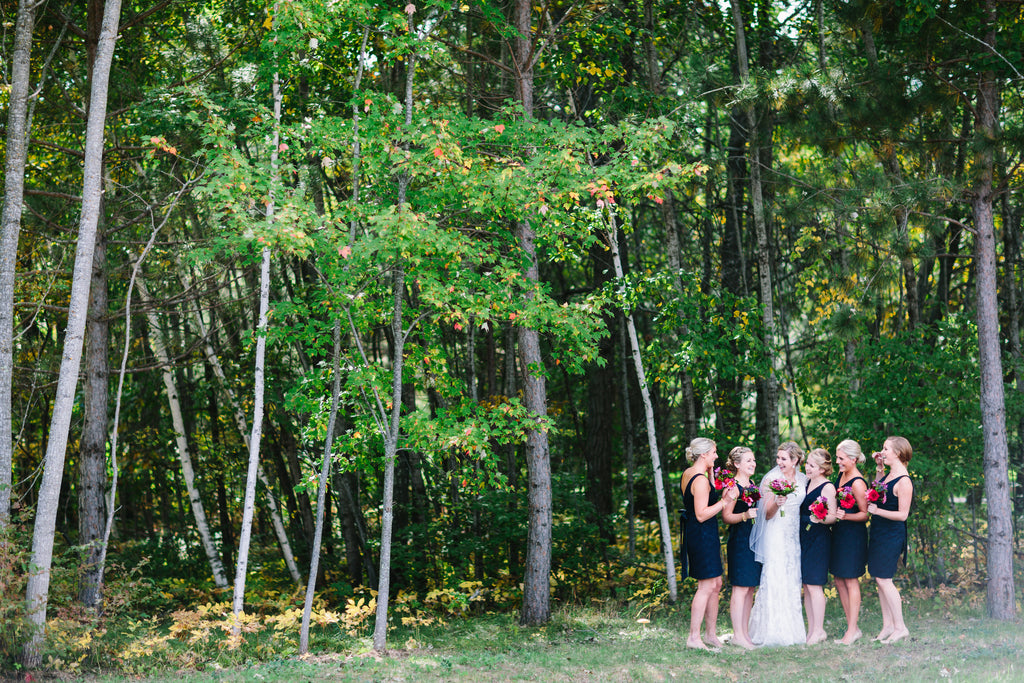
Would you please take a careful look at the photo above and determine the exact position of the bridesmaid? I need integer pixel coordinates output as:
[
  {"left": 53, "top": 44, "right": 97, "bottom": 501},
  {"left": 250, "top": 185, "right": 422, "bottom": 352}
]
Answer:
[
  {"left": 830, "top": 439, "right": 869, "bottom": 644},
  {"left": 800, "top": 448, "right": 836, "bottom": 645},
  {"left": 721, "top": 446, "right": 760, "bottom": 650},
  {"left": 680, "top": 437, "right": 738, "bottom": 650},
  {"left": 867, "top": 436, "right": 914, "bottom": 644}
]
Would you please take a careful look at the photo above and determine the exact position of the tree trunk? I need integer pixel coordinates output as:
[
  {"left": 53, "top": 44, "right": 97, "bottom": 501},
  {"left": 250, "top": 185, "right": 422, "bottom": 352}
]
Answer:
[
  {"left": 0, "top": 0, "right": 39, "bottom": 528},
  {"left": 78, "top": 222, "right": 108, "bottom": 608},
  {"left": 730, "top": 0, "right": 778, "bottom": 453},
  {"left": 300, "top": 320, "right": 342, "bottom": 654},
  {"left": 21, "top": 0, "right": 122, "bottom": 666},
  {"left": 138, "top": 281, "right": 228, "bottom": 588},
  {"left": 180, "top": 265, "right": 301, "bottom": 583},
  {"left": 973, "top": 0, "right": 1016, "bottom": 621},
  {"left": 607, "top": 216, "right": 678, "bottom": 603},
  {"left": 513, "top": 0, "right": 553, "bottom": 628}
]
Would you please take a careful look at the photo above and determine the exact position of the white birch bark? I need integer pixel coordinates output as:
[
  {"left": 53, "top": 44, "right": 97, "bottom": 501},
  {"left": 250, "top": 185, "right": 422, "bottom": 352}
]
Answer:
[
  {"left": 606, "top": 215, "right": 677, "bottom": 603},
  {"left": 137, "top": 280, "right": 228, "bottom": 588},
  {"left": 0, "top": 0, "right": 41, "bottom": 528},
  {"left": 232, "top": 41, "right": 281, "bottom": 628},
  {"left": 21, "top": 0, "right": 122, "bottom": 667},
  {"left": 178, "top": 265, "right": 300, "bottom": 584}
]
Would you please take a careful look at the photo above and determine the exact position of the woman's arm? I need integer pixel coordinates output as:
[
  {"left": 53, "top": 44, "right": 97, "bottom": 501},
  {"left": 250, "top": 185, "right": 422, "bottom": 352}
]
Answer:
[
  {"left": 693, "top": 475, "right": 735, "bottom": 522},
  {"left": 822, "top": 482, "right": 838, "bottom": 524},
  {"left": 867, "top": 478, "right": 913, "bottom": 521},
  {"left": 721, "top": 493, "right": 754, "bottom": 524}
]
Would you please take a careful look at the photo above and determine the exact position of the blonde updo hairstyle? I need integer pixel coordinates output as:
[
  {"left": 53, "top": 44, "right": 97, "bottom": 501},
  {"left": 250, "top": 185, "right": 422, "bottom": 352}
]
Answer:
[
  {"left": 836, "top": 438, "right": 865, "bottom": 464},
  {"left": 727, "top": 446, "right": 754, "bottom": 474},
  {"left": 777, "top": 441, "right": 804, "bottom": 467},
  {"left": 685, "top": 437, "right": 717, "bottom": 465},
  {"left": 806, "top": 448, "right": 833, "bottom": 477}
]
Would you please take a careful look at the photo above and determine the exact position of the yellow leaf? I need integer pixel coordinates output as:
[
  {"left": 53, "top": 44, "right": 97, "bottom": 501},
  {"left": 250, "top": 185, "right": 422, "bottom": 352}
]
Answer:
[{"left": 263, "top": 16, "right": 272, "bottom": 29}]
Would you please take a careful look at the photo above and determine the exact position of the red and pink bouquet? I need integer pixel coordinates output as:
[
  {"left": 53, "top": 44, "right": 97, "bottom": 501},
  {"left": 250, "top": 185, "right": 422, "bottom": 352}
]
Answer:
[
  {"left": 768, "top": 478, "right": 796, "bottom": 517},
  {"left": 867, "top": 479, "right": 888, "bottom": 505},
  {"left": 713, "top": 467, "right": 737, "bottom": 491},
  {"left": 741, "top": 485, "right": 761, "bottom": 507},
  {"left": 810, "top": 495, "right": 828, "bottom": 521},
  {"left": 837, "top": 485, "right": 857, "bottom": 510}
]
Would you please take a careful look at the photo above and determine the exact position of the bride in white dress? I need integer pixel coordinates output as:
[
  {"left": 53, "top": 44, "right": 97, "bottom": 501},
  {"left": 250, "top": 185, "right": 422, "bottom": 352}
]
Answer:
[{"left": 748, "top": 441, "right": 808, "bottom": 647}]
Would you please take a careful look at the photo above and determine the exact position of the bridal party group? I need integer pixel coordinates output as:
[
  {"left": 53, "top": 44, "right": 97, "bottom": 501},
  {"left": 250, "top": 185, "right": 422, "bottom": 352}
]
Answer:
[{"left": 679, "top": 436, "right": 913, "bottom": 650}]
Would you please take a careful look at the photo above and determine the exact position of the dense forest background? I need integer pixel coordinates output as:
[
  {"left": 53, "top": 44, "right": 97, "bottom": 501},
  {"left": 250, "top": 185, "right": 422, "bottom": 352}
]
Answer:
[{"left": 1, "top": 0, "right": 1022, "bottom": 666}]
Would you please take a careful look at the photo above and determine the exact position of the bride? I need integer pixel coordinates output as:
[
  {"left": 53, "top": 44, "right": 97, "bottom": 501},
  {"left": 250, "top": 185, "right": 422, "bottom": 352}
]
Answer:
[{"left": 748, "top": 441, "right": 808, "bottom": 647}]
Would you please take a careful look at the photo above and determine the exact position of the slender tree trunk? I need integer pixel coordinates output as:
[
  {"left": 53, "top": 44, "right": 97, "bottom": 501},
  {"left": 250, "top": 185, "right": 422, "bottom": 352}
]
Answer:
[
  {"left": 973, "top": 0, "right": 1016, "bottom": 621},
  {"left": 513, "top": 0, "right": 553, "bottom": 627},
  {"left": 300, "top": 320, "right": 342, "bottom": 653},
  {"left": 231, "top": 245, "right": 272, "bottom": 633},
  {"left": 730, "top": 0, "right": 778, "bottom": 453},
  {"left": 0, "top": 0, "right": 40, "bottom": 528},
  {"left": 372, "top": 11, "right": 414, "bottom": 647},
  {"left": 607, "top": 216, "right": 678, "bottom": 603},
  {"left": 138, "top": 281, "right": 228, "bottom": 588},
  {"left": 21, "top": 0, "right": 122, "bottom": 666},
  {"left": 78, "top": 223, "right": 108, "bottom": 608},
  {"left": 180, "top": 266, "right": 300, "bottom": 583}
]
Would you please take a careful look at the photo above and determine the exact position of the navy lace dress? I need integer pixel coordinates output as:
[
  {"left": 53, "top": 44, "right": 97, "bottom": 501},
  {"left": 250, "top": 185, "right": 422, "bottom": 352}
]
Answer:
[
  {"left": 727, "top": 484, "right": 761, "bottom": 587},
  {"left": 799, "top": 480, "right": 833, "bottom": 586},
  {"left": 830, "top": 475, "right": 867, "bottom": 578},
  {"left": 682, "top": 474, "right": 723, "bottom": 580},
  {"left": 867, "top": 475, "right": 911, "bottom": 579}
]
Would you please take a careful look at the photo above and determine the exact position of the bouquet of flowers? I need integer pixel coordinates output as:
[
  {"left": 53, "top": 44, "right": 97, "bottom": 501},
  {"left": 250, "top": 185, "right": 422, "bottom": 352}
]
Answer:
[
  {"left": 867, "top": 479, "right": 888, "bottom": 505},
  {"left": 836, "top": 485, "right": 857, "bottom": 510},
  {"left": 807, "top": 495, "right": 828, "bottom": 530},
  {"left": 741, "top": 485, "right": 761, "bottom": 507},
  {"left": 713, "top": 467, "right": 736, "bottom": 491},
  {"left": 768, "top": 478, "right": 796, "bottom": 517}
]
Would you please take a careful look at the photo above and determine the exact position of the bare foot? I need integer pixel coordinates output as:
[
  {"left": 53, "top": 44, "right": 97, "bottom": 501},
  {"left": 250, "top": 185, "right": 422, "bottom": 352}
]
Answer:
[
  {"left": 706, "top": 636, "right": 724, "bottom": 648},
  {"left": 838, "top": 629, "right": 862, "bottom": 645},
  {"left": 882, "top": 628, "right": 909, "bottom": 644},
  {"left": 873, "top": 629, "right": 893, "bottom": 642},
  {"left": 731, "top": 637, "right": 756, "bottom": 650},
  {"left": 686, "top": 637, "right": 708, "bottom": 650},
  {"left": 806, "top": 631, "right": 827, "bottom": 645}
]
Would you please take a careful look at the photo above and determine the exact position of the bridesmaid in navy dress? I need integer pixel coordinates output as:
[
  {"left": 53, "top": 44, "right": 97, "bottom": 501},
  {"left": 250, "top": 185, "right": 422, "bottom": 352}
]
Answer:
[
  {"left": 867, "top": 436, "right": 914, "bottom": 644},
  {"left": 800, "top": 448, "right": 836, "bottom": 645},
  {"left": 680, "top": 437, "right": 738, "bottom": 650},
  {"left": 721, "top": 446, "right": 760, "bottom": 650},
  {"left": 831, "top": 439, "right": 869, "bottom": 644}
]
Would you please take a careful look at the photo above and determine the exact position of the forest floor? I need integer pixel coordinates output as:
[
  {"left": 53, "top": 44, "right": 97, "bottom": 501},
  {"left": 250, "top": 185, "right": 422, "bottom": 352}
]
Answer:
[{"left": 13, "top": 593, "right": 1024, "bottom": 682}]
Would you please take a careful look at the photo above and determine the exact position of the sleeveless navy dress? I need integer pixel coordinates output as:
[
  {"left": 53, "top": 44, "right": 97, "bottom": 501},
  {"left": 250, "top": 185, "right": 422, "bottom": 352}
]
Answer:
[
  {"left": 799, "top": 480, "right": 833, "bottom": 586},
  {"left": 830, "top": 475, "right": 867, "bottom": 578},
  {"left": 868, "top": 475, "right": 910, "bottom": 579},
  {"left": 682, "top": 474, "right": 723, "bottom": 580},
  {"left": 727, "top": 484, "right": 762, "bottom": 587}
]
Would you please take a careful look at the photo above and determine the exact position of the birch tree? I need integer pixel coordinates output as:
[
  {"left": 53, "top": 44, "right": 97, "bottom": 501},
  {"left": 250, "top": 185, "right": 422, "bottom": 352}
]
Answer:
[
  {"left": 137, "top": 280, "right": 229, "bottom": 588},
  {"left": 21, "top": 0, "right": 122, "bottom": 667},
  {"left": 0, "top": 0, "right": 41, "bottom": 529}
]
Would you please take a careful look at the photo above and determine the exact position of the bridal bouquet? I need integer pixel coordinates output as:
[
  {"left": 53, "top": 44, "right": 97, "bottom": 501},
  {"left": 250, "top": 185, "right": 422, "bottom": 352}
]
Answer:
[
  {"left": 768, "top": 479, "right": 796, "bottom": 517},
  {"left": 836, "top": 486, "right": 857, "bottom": 510},
  {"left": 867, "top": 479, "right": 888, "bottom": 505}
]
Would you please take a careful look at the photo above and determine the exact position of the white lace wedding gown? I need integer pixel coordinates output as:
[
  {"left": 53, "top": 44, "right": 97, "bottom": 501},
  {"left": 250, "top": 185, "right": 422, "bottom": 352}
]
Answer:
[{"left": 748, "top": 467, "right": 807, "bottom": 647}]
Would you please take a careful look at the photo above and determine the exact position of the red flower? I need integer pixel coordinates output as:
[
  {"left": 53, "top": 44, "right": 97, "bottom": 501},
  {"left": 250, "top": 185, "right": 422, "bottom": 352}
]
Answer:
[
  {"left": 810, "top": 495, "right": 828, "bottom": 521},
  {"left": 867, "top": 479, "right": 888, "bottom": 505},
  {"left": 837, "top": 486, "right": 857, "bottom": 510},
  {"left": 713, "top": 467, "right": 736, "bottom": 491}
]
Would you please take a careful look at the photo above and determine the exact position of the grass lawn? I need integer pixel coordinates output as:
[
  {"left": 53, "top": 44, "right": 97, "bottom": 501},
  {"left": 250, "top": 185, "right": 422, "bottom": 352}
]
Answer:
[{"left": 78, "top": 592, "right": 1022, "bottom": 683}]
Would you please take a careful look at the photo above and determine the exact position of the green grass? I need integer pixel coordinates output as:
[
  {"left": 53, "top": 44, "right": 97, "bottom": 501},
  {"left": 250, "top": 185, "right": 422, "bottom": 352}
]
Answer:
[{"left": 77, "top": 595, "right": 1023, "bottom": 683}]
